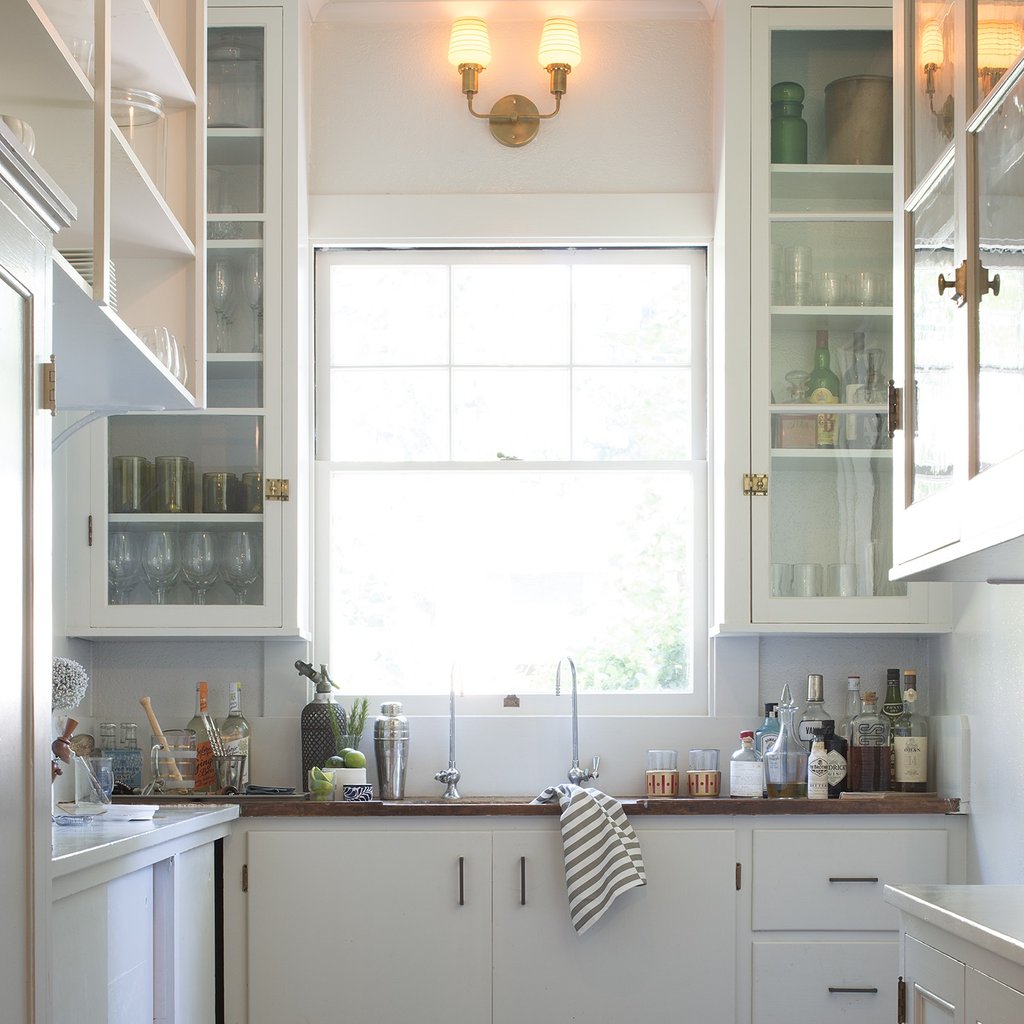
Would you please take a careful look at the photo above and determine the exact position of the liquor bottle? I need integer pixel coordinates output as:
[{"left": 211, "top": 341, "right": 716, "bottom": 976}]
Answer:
[
  {"left": 754, "top": 702, "right": 780, "bottom": 798},
  {"left": 186, "top": 681, "right": 217, "bottom": 793},
  {"left": 798, "top": 673, "right": 836, "bottom": 746},
  {"left": 881, "top": 668, "right": 905, "bottom": 752},
  {"left": 764, "top": 684, "right": 808, "bottom": 798},
  {"left": 837, "top": 674, "right": 862, "bottom": 746},
  {"left": 848, "top": 691, "right": 892, "bottom": 791},
  {"left": 854, "top": 348, "right": 889, "bottom": 449},
  {"left": 893, "top": 669, "right": 929, "bottom": 792},
  {"left": 219, "top": 682, "right": 251, "bottom": 787},
  {"left": 807, "top": 730, "right": 829, "bottom": 800},
  {"left": 729, "top": 731, "right": 763, "bottom": 798},
  {"left": 806, "top": 329, "right": 841, "bottom": 448},
  {"left": 842, "top": 332, "right": 867, "bottom": 447}
]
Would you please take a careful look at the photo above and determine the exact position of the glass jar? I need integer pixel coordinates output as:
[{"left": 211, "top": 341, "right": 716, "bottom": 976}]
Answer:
[
  {"left": 770, "top": 81, "right": 808, "bottom": 164},
  {"left": 208, "top": 39, "right": 263, "bottom": 128},
  {"left": 111, "top": 88, "right": 167, "bottom": 194}
]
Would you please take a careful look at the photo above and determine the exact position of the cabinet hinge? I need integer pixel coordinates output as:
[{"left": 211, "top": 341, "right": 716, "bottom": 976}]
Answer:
[
  {"left": 743, "top": 473, "right": 768, "bottom": 497},
  {"left": 735, "top": 863, "right": 741, "bottom": 891},
  {"left": 43, "top": 357, "right": 56, "bottom": 415},
  {"left": 887, "top": 380, "right": 903, "bottom": 437},
  {"left": 897, "top": 976, "right": 906, "bottom": 1024},
  {"left": 88, "top": 514, "right": 93, "bottom": 547},
  {"left": 242, "top": 864, "right": 248, "bottom": 892},
  {"left": 265, "top": 478, "right": 289, "bottom": 502}
]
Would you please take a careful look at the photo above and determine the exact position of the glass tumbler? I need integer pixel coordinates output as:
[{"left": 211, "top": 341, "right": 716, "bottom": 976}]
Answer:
[
  {"left": 111, "top": 455, "right": 152, "bottom": 512},
  {"left": 155, "top": 456, "right": 194, "bottom": 513}
]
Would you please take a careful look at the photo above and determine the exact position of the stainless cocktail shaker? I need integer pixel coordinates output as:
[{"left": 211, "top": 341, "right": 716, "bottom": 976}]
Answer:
[{"left": 374, "top": 702, "right": 409, "bottom": 800}]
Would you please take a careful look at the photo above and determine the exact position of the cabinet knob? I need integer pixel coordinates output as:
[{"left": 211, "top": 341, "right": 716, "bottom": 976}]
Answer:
[
  {"left": 980, "top": 264, "right": 1001, "bottom": 298},
  {"left": 937, "top": 260, "right": 968, "bottom": 307}
]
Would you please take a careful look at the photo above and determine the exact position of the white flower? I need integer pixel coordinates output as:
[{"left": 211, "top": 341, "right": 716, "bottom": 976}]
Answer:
[{"left": 52, "top": 658, "right": 89, "bottom": 711}]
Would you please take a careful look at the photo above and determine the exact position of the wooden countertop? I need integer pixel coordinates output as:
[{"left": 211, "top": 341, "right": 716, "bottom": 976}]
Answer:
[{"left": 116, "top": 793, "right": 960, "bottom": 817}]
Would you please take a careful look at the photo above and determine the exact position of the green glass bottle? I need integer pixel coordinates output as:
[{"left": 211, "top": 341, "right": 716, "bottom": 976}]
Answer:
[
  {"left": 806, "top": 330, "right": 841, "bottom": 448},
  {"left": 771, "top": 81, "right": 808, "bottom": 164}
]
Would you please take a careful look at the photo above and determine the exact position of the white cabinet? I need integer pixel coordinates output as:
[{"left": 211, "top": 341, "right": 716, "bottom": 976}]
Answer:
[
  {"left": 714, "top": 1, "right": 947, "bottom": 633},
  {"left": 967, "top": 968, "right": 1024, "bottom": 1022},
  {"left": 0, "top": 0, "right": 205, "bottom": 412},
  {"left": 904, "top": 935, "right": 965, "bottom": 1024},
  {"left": 65, "top": 2, "right": 310, "bottom": 638},
  {"left": 891, "top": 0, "right": 1024, "bottom": 581}
]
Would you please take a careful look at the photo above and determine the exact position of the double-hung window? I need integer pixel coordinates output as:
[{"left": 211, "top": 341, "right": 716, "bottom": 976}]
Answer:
[{"left": 314, "top": 248, "right": 707, "bottom": 712}]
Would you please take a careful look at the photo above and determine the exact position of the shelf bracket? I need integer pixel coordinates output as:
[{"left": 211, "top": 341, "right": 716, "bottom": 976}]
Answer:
[{"left": 743, "top": 473, "right": 768, "bottom": 497}]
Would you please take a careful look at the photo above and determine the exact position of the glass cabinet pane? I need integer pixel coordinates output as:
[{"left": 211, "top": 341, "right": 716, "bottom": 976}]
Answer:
[
  {"left": 975, "top": 1, "right": 1024, "bottom": 106},
  {"left": 909, "top": 161, "right": 961, "bottom": 503},
  {"left": 973, "top": 66, "right": 1024, "bottom": 472},
  {"left": 912, "top": 1, "right": 956, "bottom": 188}
]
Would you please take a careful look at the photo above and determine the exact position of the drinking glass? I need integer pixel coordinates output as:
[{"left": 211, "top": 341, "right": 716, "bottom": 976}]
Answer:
[
  {"left": 222, "top": 530, "right": 260, "bottom": 604},
  {"left": 182, "top": 531, "right": 219, "bottom": 604},
  {"left": 244, "top": 252, "right": 263, "bottom": 353},
  {"left": 142, "top": 530, "right": 180, "bottom": 604},
  {"left": 108, "top": 531, "right": 141, "bottom": 604},
  {"left": 210, "top": 258, "right": 234, "bottom": 352}
]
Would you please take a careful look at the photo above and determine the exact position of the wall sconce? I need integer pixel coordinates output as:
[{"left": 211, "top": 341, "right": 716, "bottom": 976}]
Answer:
[
  {"left": 977, "top": 19, "right": 1023, "bottom": 96},
  {"left": 921, "top": 19, "right": 953, "bottom": 140},
  {"left": 447, "top": 17, "right": 582, "bottom": 147}
]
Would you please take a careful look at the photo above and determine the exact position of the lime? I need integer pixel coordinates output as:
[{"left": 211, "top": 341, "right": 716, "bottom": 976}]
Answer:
[
  {"left": 343, "top": 749, "right": 367, "bottom": 769},
  {"left": 324, "top": 755, "right": 347, "bottom": 769}
]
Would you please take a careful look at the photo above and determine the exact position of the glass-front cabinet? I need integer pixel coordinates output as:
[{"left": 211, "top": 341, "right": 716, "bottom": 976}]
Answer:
[
  {"left": 68, "top": 5, "right": 306, "bottom": 636},
  {"left": 748, "top": 7, "right": 934, "bottom": 625},
  {"left": 893, "top": 0, "right": 1024, "bottom": 578}
]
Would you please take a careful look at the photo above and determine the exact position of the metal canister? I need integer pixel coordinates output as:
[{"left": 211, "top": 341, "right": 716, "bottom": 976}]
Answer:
[
  {"left": 824, "top": 75, "right": 893, "bottom": 165},
  {"left": 374, "top": 702, "right": 409, "bottom": 800}
]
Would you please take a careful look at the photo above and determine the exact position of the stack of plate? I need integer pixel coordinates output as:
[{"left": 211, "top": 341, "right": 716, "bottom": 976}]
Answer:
[{"left": 58, "top": 249, "right": 117, "bottom": 311}]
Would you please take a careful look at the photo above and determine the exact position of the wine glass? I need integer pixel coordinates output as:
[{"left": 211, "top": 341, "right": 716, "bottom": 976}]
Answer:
[
  {"left": 209, "top": 258, "right": 234, "bottom": 353},
  {"left": 142, "top": 530, "right": 180, "bottom": 605},
  {"left": 108, "top": 531, "right": 141, "bottom": 604},
  {"left": 222, "top": 530, "right": 260, "bottom": 604},
  {"left": 182, "top": 530, "right": 219, "bottom": 605},
  {"left": 244, "top": 252, "right": 263, "bottom": 353}
]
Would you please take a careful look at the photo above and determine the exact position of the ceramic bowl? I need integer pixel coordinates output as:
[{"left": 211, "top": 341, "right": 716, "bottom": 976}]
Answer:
[{"left": 343, "top": 783, "right": 374, "bottom": 802}]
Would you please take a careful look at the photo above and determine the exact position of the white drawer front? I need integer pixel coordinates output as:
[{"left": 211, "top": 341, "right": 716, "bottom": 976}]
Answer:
[
  {"left": 752, "top": 940, "right": 896, "bottom": 1024},
  {"left": 752, "top": 829, "right": 948, "bottom": 931}
]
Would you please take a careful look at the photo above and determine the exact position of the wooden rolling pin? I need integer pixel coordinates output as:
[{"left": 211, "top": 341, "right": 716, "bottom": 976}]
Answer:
[{"left": 139, "top": 695, "right": 183, "bottom": 781}]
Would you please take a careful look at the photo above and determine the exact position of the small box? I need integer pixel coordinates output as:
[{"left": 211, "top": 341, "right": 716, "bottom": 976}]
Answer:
[{"left": 778, "top": 414, "right": 817, "bottom": 449}]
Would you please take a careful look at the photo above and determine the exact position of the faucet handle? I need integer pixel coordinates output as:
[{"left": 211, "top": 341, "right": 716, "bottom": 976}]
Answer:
[{"left": 589, "top": 755, "right": 600, "bottom": 780}]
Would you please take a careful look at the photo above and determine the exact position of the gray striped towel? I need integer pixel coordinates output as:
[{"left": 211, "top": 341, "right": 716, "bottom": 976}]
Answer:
[{"left": 532, "top": 784, "right": 647, "bottom": 934}]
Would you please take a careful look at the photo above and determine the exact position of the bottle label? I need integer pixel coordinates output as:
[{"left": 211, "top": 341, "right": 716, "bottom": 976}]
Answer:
[
  {"left": 195, "top": 740, "right": 215, "bottom": 790},
  {"left": 730, "top": 761, "right": 763, "bottom": 798},
  {"left": 808, "top": 752, "right": 829, "bottom": 798},
  {"left": 223, "top": 737, "right": 251, "bottom": 785},
  {"left": 894, "top": 737, "right": 928, "bottom": 783},
  {"left": 798, "top": 718, "right": 833, "bottom": 743},
  {"left": 809, "top": 387, "right": 838, "bottom": 404},
  {"left": 825, "top": 748, "right": 848, "bottom": 787}
]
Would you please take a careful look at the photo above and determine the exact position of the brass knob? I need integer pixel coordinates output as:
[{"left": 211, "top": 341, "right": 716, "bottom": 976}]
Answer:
[{"left": 938, "top": 272, "right": 956, "bottom": 295}]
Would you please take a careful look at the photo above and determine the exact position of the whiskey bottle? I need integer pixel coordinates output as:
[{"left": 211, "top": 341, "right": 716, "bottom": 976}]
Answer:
[
  {"left": 806, "top": 330, "right": 841, "bottom": 448},
  {"left": 848, "top": 691, "right": 892, "bottom": 791},
  {"left": 893, "top": 670, "right": 929, "bottom": 792}
]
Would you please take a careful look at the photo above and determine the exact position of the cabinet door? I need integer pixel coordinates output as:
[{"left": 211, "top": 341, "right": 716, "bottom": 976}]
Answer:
[
  {"left": 905, "top": 934, "right": 965, "bottom": 1024},
  {"left": 492, "top": 828, "right": 736, "bottom": 1023},
  {"left": 749, "top": 7, "right": 932, "bottom": 625},
  {"left": 967, "top": 967, "right": 1024, "bottom": 1023},
  {"left": 246, "top": 830, "right": 492, "bottom": 1024}
]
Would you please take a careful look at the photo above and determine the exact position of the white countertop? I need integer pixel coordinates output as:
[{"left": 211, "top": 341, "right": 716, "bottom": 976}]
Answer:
[
  {"left": 52, "top": 804, "right": 239, "bottom": 880},
  {"left": 884, "top": 884, "right": 1024, "bottom": 969}
]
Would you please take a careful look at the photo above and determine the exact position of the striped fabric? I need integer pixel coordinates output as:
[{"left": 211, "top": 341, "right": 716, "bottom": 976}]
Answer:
[{"left": 532, "top": 784, "right": 647, "bottom": 934}]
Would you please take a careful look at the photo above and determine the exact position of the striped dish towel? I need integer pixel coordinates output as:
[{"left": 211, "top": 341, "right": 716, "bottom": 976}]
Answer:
[{"left": 532, "top": 784, "right": 647, "bottom": 934}]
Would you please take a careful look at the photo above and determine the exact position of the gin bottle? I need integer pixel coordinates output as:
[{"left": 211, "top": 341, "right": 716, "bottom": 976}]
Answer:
[
  {"left": 754, "top": 703, "right": 780, "bottom": 798},
  {"left": 807, "top": 731, "right": 829, "bottom": 800},
  {"left": 893, "top": 670, "right": 929, "bottom": 792}
]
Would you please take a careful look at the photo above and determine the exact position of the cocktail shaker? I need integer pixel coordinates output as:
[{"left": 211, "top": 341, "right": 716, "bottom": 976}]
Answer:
[{"left": 374, "top": 702, "right": 409, "bottom": 800}]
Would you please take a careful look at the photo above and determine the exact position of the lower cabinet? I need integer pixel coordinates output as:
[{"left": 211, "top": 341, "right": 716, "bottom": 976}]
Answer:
[{"left": 904, "top": 935, "right": 964, "bottom": 1024}]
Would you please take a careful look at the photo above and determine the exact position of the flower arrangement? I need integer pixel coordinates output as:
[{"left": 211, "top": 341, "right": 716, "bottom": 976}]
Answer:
[{"left": 52, "top": 658, "right": 88, "bottom": 712}]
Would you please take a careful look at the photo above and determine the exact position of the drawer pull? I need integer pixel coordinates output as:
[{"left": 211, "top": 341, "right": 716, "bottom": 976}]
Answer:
[
  {"left": 520, "top": 856, "right": 527, "bottom": 905},
  {"left": 828, "top": 987, "right": 878, "bottom": 995},
  {"left": 828, "top": 876, "right": 879, "bottom": 883},
  {"left": 459, "top": 855, "right": 465, "bottom": 906}
]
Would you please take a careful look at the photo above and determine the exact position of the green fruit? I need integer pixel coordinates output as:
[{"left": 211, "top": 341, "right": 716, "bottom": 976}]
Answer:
[
  {"left": 343, "top": 750, "right": 366, "bottom": 768},
  {"left": 324, "top": 755, "right": 347, "bottom": 769}
]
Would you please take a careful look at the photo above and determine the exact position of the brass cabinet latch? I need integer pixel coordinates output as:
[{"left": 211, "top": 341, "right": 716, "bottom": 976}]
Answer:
[
  {"left": 937, "top": 260, "right": 968, "bottom": 307},
  {"left": 265, "top": 479, "right": 289, "bottom": 502},
  {"left": 242, "top": 864, "right": 248, "bottom": 892},
  {"left": 743, "top": 473, "right": 768, "bottom": 497},
  {"left": 887, "top": 380, "right": 903, "bottom": 438}
]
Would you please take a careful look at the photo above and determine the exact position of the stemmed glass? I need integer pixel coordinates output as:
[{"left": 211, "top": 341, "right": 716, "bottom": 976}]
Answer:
[
  {"left": 182, "top": 531, "right": 219, "bottom": 605},
  {"left": 210, "top": 258, "right": 234, "bottom": 353},
  {"left": 108, "top": 531, "right": 141, "bottom": 604},
  {"left": 222, "top": 530, "right": 260, "bottom": 604},
  {"left": 244, "top": 252, "right": 263, "bottom": 353},
  {"left": 142, "top": 530, "right": 180, "bottom": 605}
]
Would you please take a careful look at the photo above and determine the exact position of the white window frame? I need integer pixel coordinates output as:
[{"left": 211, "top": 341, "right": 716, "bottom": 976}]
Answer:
[{"left": 313, "top": 247, "right": 709, "bottom": 717}]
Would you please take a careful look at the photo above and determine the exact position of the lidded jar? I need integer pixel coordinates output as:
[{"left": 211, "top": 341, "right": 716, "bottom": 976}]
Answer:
[
  {"left": 770, "top": 81, "right": 808, "bottom": 164},
  {"left": 208, "top": 37, "right": 263, "bottom": 128},
  {"left": 763, "top": 684, "right": 808, "bottom": 797},
  {"left": 111, "top": 88, "right": 167, "bottom": 193}
]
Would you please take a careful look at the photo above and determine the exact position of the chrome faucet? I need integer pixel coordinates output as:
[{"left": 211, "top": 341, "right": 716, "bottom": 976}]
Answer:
[
  {"left": 556, "top": 656, "right": 600, "bottom": 786},
  {"left": 434, "top": 672, "right": 462, "bottom": 799}
]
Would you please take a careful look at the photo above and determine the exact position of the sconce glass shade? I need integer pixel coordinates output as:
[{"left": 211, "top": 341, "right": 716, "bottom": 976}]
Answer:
[
  {"left": 920, "top": 20, "right": 944, "bottom": 68},
  {"left": 537, "top": 18, "right": 582, "bottom": 68},
  {"left": 977, "top": 19, "right": 1023, "bottom": 71},
  {"left": 448, "top": 18, "right": 492, "bottom": 67}
]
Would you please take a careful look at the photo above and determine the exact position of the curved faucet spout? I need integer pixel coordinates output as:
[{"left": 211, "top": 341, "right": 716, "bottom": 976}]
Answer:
[{"left": 557, "top": 656, "right": 599, "bottom": 786}]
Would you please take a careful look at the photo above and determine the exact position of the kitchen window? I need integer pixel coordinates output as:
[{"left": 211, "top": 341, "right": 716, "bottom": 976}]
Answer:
[{"left": 314, "top": 249, "right": 707, "bottom": 712}]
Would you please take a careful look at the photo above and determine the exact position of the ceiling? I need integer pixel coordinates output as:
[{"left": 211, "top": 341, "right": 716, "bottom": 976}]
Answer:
[{"left": 308, "top": 0, "right": 716, "bottom": 23}]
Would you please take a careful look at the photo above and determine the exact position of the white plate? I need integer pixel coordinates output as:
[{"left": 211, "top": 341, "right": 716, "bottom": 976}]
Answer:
[
  {"left": 56, "top": 801, "right": 108, "bottom": 817},
  {"left": 102, "top": 804, "right": 159, "bottom": 821}
]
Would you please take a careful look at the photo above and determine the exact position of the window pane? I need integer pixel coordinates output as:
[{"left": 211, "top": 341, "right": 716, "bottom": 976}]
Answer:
[
  {"left": 331, "top": 369, "right": 448, "bottom": 460},
  {"left": 573, "top": 265, "right": 692, "bottom": 365},
  {"left": 574, "top": 368, "right": 691, "bottom": 460},
  {"left": 328, "top": 470, "right": 693, "bottom": 695},
  {"left": 329, "top": 265, "right": 449, "bottom": 365},
  {"left": 453, "top": 265, "right": 570, "bottom": 365},
  {"left": 452, "top": 369, "right": 569, "bottom": 460}
]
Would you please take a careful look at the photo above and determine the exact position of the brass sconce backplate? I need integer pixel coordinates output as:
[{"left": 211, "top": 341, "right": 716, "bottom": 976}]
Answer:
[{"left": 488, "top": 94, "right": 541, "bottom": 147}]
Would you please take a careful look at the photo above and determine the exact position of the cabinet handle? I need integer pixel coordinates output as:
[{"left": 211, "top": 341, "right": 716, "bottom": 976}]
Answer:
[
  {"left": 520, "top": 856, "right": 527, "bottom": 906},
  {"left": 828, "top": 876, "right": 879, "bottom": 883},
  {"left": 459, "top": 855, "right": 465, "bottom": 906},
  {"left": 828, "top": 987, "right": 878, "bottom": 995}
]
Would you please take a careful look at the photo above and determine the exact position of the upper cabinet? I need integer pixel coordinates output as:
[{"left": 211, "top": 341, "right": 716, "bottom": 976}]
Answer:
[
  {"left": 713, "top": 2, "right": 948, "bottom": 634},
  {"left": 0, "top": 0, "right": 205, "bottom": 411},
  {"left": 893, "top": 0, "right": 1024, "bottom": 580}
]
